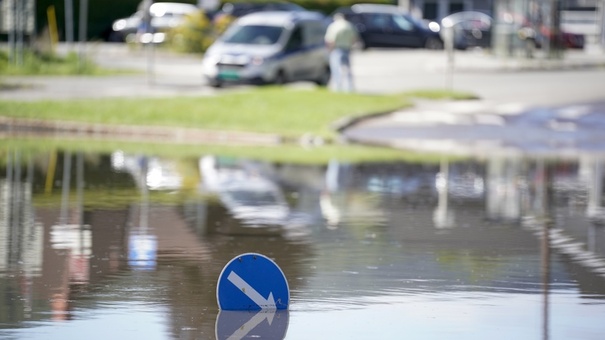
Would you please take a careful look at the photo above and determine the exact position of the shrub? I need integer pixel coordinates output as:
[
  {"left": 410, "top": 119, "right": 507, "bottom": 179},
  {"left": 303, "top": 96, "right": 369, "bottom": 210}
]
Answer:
[{"left": 165, "top": 10, "right": 218, "bottom": 54}]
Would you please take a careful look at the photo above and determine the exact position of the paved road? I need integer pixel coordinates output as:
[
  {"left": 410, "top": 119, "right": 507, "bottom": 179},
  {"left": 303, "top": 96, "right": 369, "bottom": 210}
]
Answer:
[
  {"left": 344, "top": 47, "right": 605, "bottom": 156},
  {"left": 2, "top": 43, "right": 605, "bottom": 155},
  {"left": 3, "top": 43, "right": 604, "bottom": 104}
]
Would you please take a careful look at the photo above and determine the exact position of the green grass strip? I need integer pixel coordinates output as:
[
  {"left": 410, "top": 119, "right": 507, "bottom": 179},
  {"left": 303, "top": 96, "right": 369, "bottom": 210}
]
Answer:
[{"left": 0, "top": 86, "right": 410, "bottom": 140}]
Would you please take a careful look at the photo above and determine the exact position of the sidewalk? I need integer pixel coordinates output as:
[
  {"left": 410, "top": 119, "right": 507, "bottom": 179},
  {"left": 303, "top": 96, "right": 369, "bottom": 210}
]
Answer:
[{"left": 1, "top": 42, "right": 604, "bottom": 102}]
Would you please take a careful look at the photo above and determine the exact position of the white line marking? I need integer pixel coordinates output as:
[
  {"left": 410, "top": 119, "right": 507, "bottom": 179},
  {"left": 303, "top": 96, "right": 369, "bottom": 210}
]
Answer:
[{"left": 227, "top": 271, "right": 276, "bottom": 310}]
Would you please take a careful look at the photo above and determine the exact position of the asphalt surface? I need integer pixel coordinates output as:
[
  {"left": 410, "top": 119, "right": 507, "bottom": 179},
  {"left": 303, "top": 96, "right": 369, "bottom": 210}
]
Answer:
[{"left": 3, "top": 43, "right": 605, "bottom": 156}]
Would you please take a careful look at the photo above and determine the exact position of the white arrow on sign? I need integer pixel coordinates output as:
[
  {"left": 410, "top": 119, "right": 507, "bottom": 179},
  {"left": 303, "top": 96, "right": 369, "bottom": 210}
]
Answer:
[
  {"left": 226, "top": 310, "right": 276, "bottom": 340},
  {"left": 227, "top": 271, "right": 277, "bottom": 310}
]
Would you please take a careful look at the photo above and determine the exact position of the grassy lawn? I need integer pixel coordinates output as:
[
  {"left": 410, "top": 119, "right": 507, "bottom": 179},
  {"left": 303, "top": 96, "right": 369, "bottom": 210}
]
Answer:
[
  {"left": 1, "top": 86, "right": 477, "bottom": 163},
  {"left": 0, "top": 50, "right": 125, "bottom": 76},
  {"left": 1, "top": 68, "right": 477, "bottom": 164},
  {"left": 0, "top": 86, "right": 477, "bottom": 139},
  {"left": 0, "top": 87, "right": 411, "bottom": 140}
]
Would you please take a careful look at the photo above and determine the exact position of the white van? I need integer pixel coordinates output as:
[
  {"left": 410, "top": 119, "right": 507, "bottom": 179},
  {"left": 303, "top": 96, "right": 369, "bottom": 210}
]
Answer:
[
  {"left": 110, "top": 2, "right": 198, "bottom": 43},
  {"left": 202, "top": 11, "right": 330, "bottom": 87}
]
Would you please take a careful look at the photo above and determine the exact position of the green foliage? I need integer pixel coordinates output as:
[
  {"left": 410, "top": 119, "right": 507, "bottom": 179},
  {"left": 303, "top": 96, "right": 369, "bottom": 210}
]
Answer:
[
  {"left": 0, "top": 87, "right": 411, "bottom": 140},
  {"left": 165, "top": 10, "right": 221, "bottom": 54}
]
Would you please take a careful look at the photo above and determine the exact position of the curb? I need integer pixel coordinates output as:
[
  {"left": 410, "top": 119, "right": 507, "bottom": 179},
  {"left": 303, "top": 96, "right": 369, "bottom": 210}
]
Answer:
[{"left": 0, "top": 116, "right": 282, "bottom": 146}]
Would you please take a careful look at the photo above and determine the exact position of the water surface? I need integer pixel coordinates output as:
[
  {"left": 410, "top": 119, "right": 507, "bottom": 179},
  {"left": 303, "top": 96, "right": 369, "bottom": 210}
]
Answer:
[{"left": 1, "top": 150, "right": 604, "bottom": 339}]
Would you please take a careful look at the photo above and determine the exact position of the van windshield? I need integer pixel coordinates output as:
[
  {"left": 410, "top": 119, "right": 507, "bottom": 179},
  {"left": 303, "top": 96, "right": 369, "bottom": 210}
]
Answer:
[{"left": 221, "top": 25, "right": 285, "bottom": 45}]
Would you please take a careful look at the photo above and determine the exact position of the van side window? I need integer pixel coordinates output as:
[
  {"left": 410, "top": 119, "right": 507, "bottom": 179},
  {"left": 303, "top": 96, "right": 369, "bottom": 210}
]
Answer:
[
  {"left": 302, "top": 21, "right": 326, "bottom": 46},
  {"left": 286, "top": 25, "right": 303, "bottom": 50}
]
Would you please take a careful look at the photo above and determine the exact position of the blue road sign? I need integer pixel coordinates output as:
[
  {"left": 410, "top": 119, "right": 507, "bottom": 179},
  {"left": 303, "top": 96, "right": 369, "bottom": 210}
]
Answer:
[{"left": 217, "top": 253, "right": 289, "bottom": 310}]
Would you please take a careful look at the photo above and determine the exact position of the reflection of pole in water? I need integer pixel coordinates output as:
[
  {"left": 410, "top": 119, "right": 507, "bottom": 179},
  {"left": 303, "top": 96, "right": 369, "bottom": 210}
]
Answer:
[
  {"left": 76, "top": 152, "right": 85, "bottom": 257},
  {"left": 7, "top": 150, "right": 21, "bottom": 267},
  {"left": 586, "top": 158, "right": 604, "bottom": 222},
  {"left": 534, "top": 159, "right": 547, "bottom": 218},
  {"left": 538, "top": 159, "right": 553, "bottom": 340},
  {"left": 542, "top": 219, "right": 551, "bottom": 340},
  {"left": 60, "top": 152, "right": 72, "bottom": 225},
  {"left": 2, "top": 150, "right": 43, "bottom": 276},
  {"left": 486, "top": 157, "right": 522, "bottom": 221},
  {"left": 140, "top": 157, "right": 149, "bottom": 233},
  {"left": 434, "top": 158, "right": 454, "bottom": 229}
]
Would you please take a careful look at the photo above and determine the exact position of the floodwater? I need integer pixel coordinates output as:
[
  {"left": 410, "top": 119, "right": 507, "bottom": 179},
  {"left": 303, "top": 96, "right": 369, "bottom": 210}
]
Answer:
[{"left": 1, "top": 149, "right": 604, "bottom": 339}]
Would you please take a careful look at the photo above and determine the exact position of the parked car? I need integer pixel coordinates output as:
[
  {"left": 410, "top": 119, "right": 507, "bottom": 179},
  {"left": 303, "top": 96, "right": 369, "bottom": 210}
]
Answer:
[
  {"left": 212, "top": 1, "right": 306, "bottom": 22},
  {"left": 440, "top": 10, "right": 584, "bottom": 50},
  {"left": 440, "top": 11, "right": 492, "bottom": 49},
  {"left": 332, "top": 4, "right": 443, "bottom": 50},
  {"left": 202, "top": 11, "right": 330, "bottom": 87},
  {"left": 527, "top": 25, "right": 585, "bottom": 49},
  {"left": 109, "top": 2, "right": 199, "bottom": 42}
]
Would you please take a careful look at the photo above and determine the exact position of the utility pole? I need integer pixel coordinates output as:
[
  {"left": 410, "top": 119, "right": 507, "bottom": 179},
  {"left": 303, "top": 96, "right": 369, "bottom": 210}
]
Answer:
[
  {"left": 16, "top": 0, "right": 23, "bottom": 65},
  {"left": 7, "top": 0, "right": 16, "bottom": 64},
  {"left": 547, "top": 0, "right": 562, "bottom": 58},
  {"left": 78, "top": 0, "right": 89, "bottom": 69},
  {"left": 398, "top": 0, "right": 411, "bottom": 12},
  {"left": 65, "top": 0, "right": 74, "bottom": 49},
  {"left": 601, "top": 0, "right": 605, "bottom": 48}
]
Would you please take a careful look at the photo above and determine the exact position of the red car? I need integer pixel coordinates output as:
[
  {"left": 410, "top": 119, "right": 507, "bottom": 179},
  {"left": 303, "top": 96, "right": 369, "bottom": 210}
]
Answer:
[{"left": 496, "top": 9, "right": 586, "bottom": 50}]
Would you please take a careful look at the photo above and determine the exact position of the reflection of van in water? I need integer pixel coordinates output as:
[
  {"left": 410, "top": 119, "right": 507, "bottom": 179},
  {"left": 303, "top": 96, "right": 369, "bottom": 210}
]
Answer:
[
  {"left": 202, "top": 11, "right": 330, "bottom": 87},
  {"left": 199, "top": 155, "right": 290, "bottom": 228}
]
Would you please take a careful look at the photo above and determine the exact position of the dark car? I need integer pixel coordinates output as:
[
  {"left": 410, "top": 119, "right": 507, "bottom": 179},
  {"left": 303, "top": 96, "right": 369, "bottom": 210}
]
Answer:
[
  {"left": 333, "top": 4, "right": 443, "bottom": 50},
  {"left": 440, "top": 11, "right": 492, "bottom": 49},
  {"left": 440, "top": 10, "right": 584, "bottom": 51}
]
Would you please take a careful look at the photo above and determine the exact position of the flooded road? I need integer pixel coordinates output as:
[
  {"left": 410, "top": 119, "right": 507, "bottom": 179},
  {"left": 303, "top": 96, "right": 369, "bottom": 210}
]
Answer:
[{"left": 1, "top": 148, "right": 604, "bottom": 339}]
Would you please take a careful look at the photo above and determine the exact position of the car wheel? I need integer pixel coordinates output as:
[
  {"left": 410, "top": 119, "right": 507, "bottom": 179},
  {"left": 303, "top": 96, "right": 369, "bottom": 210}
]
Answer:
[
  {"left": 108, "top": 31, "right": 125, "bottom": 42},
  {"left": 208, "top": 79, "right": 222, "bottom": 88},
  {"left": 314, "top": 66, "right": 330, "bottom": 86},
  {"left": 425, "top": 37, "right": 444, "bottom": 50},
  {"left": 274, "top": 70, "right": 287, "bottom": 85}
]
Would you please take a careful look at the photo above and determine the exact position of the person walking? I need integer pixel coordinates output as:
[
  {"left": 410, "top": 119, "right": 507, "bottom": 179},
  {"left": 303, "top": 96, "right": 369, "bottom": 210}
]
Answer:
[{"left": 324, "top": 13, "right": 358, "bottom": 92}]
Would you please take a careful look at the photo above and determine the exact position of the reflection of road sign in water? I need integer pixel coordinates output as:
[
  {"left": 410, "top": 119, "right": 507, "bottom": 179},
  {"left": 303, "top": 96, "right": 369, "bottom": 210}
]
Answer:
[
  {"left": 128, "top": 234, "right": 157, "bottom": 270},
  {"left": 216, "top": 310, "right": 289, "bottom": 340},
  {"left": 217, "top": 253, "right": 289, "bottom": 310}
]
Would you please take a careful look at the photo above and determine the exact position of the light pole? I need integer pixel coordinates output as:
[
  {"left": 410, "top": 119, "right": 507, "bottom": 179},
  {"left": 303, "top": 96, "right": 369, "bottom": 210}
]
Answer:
[
  {"left": 64, "top": 0, "right": 74, "bottom": 49},
  {"left": 78, "top": 0, "right": 88, "bottom": 69}
]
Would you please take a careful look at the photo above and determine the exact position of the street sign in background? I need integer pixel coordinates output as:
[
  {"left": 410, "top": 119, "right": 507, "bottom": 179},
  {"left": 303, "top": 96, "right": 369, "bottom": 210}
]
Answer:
[
  {"left": 217, "top": 253, "right": 289, "bottom": 311},
  {"left": 1, "top": 0, "right": 35, "bottom": 34}
]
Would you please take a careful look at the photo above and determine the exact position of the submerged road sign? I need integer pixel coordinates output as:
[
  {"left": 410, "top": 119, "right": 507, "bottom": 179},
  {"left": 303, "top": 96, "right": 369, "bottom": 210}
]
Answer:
[{"left": 217, "top": 253, "right": 289, "bottom": 310}]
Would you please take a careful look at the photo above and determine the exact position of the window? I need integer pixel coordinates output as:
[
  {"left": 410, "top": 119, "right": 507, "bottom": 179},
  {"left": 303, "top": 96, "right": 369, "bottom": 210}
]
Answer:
[
  {"left": 286, "top": 26, "right": 303, "bottom": 50},
  {"left": 392, "top": 15, "right": 414, "bottom": 31},
  {"left": 423, "top": 3, "right": 438, "bottom": 20},
  {"left": 366, "top": 13, "right": 391, "bottom": 30},
  {"left": 302, "top": 21, "right": 327, "bottom": 46},
  {"left": 222, "top": 25, "right": 285, "bottom": 45}
]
